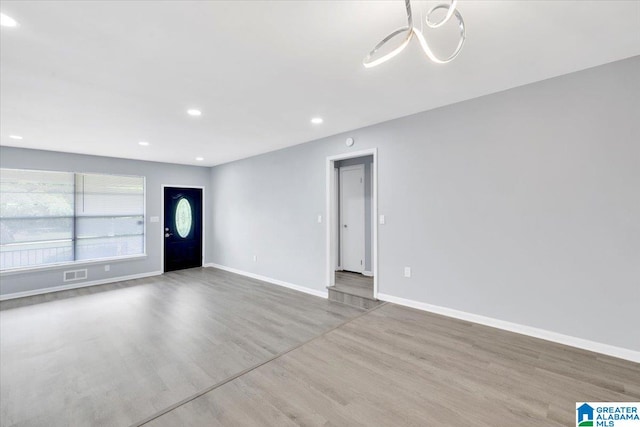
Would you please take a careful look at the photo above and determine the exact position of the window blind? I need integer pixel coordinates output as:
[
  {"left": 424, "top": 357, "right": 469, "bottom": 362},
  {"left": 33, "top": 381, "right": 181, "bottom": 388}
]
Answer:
[
  {"left": 75, "top": 173, "right": 144, "bottom": 261},
  {"left": 0, "top": 168, "right": 144, "bottom": 270}
]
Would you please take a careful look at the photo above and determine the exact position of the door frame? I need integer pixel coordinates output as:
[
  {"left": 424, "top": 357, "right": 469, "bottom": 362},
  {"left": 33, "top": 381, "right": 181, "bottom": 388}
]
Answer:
[
  {"left": 338, "top": 164, "right": 365, "bottom": 273},
  {"left": 161, "top": 184, "right": 205, "bottom": 273},
  {"left": 326, "top": 148, "right": 378, "bottom": 298}
]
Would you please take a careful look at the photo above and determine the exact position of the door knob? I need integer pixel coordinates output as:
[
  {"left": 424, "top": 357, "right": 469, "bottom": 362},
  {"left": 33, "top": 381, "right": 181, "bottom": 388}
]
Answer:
[
  {"left": 343, "top": 224, "right": 348, "bottom": 228},
  {"left": 165, "top": 232, "right": 173, "bottom": 238}
]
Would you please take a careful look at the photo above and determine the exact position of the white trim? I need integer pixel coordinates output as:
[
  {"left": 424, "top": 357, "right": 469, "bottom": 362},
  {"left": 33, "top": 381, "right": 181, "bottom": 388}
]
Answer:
[
  {"left": 143, "top": 175, "right": 147, "bottom": 257},
  {"left": 326, "top": 148, "right": 378, "bottom": 298},
  {"left": 205, "top": 263, "right": 328, "bottom": 299},
  {"left": 377, "top": 293, "right": 640, "bottom": 363},
  {"left": 372, "top": 154, "right": 377, "bottom": 298},
  {"left": 161, "top": 185, "right": 205, "bottom": 273},
  {"left": 362, "top": 271, "right": 373, "bottom": 277},
  {"left": 333, "top": 167, "right": 340, "bottom": 271},
  {"left": 370, "top": 164, "right": 374, "bottom": 275},
  {"left": 0, "top": 271, "right": 162, "bottom": 301}
]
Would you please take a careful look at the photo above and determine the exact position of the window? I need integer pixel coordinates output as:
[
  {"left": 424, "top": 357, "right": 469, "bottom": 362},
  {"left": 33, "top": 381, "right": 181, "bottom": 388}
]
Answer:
[
  {"left": 0, "top": 169, "right": 74, "bottom": 268},
  {"left": 0, "top": 168, "right": 144, "bottom": 271}
]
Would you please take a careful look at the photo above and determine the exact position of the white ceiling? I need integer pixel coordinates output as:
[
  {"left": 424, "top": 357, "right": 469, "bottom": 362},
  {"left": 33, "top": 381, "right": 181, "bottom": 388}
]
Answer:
[{"left": 1, "top": 1, "right": 639, "bottom": 166}]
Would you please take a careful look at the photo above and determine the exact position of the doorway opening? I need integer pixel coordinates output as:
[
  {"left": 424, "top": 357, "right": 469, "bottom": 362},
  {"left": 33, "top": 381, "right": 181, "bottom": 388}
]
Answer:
[
  {"left": 326, "top": 149, "right": 379, "bottom": 308},
  {"left": 162, "top": 186, "right": 204, "bottom": 272}
]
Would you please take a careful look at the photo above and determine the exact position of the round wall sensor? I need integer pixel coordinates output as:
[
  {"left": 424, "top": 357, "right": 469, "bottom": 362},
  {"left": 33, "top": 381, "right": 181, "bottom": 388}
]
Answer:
[{"left": 345, "top": 137, "right": 354, "bottom": 147}]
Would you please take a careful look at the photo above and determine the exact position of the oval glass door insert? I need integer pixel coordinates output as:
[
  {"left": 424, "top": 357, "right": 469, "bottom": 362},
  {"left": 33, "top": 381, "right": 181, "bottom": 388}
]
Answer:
[{"left": 175, "top": 198, "right": 193, "bottom": 238}]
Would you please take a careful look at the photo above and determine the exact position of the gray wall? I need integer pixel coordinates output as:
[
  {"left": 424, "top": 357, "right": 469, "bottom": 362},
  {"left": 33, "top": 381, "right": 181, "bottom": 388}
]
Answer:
[
  {"left": 0, "top": 147, "right": 212, "bottom": 296},
  {"left": 210, "top": 57, "right": 640, "bottom": 351},
  {"left": 335, "top": 155, "right": 373, "bottom": 272}
]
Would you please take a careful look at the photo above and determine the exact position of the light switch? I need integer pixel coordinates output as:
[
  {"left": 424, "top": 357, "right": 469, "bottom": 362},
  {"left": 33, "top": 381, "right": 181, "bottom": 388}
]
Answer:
[
  {"left": 317, "top": 215, "right": 322, "bottom": 223},
  {"left": 379, "top": 215, "right": 385, "bottom": 225}
]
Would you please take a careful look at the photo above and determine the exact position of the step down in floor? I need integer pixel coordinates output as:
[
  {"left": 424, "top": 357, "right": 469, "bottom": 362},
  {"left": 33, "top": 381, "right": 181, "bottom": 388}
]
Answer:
[{"left": 327, "top": 286, "right": 384, "bottom": 310}]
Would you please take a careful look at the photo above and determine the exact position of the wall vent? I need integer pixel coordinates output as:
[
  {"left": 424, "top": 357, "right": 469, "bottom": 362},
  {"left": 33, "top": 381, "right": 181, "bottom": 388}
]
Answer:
[{"left": 63, "top": 269, "right": 88, "bottom": 282}]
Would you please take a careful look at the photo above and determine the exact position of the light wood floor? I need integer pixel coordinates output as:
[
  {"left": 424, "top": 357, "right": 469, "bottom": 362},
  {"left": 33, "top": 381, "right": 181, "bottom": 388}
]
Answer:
[
  {"left": 333, "top": 271, "right": 374, "bottom": 299},
  {"left": 2, "top": 268, "right": 639, "bottom": 426},
  {"left": 146, "top": 302, "right": 640, "bottom": 426},
  {"left": 0, "top": 268, "right": 363, "bottom": 426}
]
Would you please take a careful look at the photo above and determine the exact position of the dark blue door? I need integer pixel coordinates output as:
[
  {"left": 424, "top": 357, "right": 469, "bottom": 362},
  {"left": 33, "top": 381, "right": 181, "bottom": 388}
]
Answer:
[{"left": 164, "top": 187, "right": 202, "bottom": 272}]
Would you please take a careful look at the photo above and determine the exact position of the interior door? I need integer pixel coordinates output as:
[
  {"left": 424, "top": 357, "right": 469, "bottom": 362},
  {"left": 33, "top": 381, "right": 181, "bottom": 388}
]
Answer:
[
  {"left": 340, "top": 165, "right": 365, "bottom": 273},
  {"left": 164, "top": 187, "right": 202, "bottom": 272}
]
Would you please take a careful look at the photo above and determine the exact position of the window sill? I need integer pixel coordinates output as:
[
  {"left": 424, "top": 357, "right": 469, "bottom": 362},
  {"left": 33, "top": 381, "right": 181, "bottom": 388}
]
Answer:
[{"left": 0, "top": 254, "right": 148, "bottom": 276}]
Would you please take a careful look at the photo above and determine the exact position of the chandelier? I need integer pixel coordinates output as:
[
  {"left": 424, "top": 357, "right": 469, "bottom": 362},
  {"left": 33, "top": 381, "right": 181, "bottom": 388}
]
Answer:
[{"left": 363, "top": 0, "right": 466, "bottom": 68}]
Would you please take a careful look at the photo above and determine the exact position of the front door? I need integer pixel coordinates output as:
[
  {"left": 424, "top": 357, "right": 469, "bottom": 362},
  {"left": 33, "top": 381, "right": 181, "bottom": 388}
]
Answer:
[{"left": 164, "top": 187, "right": 202, "bottom": 272}]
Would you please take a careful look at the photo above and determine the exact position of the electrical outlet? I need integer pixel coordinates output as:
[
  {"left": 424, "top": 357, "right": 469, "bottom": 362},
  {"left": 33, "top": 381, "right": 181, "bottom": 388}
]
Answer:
[
  {"left": 104, "top": 265, "right": 110, "bottom": 272},
  {"left": 404, "top": 266, "right": 411, "bottom": 278},
  {"left": 253, "top": 255, "right": 257, "bottom": 262},
  {"left": 379, "top": 215, "right": 385, "bottom": 225}
]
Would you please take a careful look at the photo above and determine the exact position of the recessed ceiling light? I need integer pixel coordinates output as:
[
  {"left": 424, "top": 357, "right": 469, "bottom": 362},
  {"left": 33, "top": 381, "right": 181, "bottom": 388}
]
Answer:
[
  {"left": 0, "top": 13, "right": 18, "bottom": 28},
  {"left": 187, "top": 109, "right": 202, "bottom": 117},
  {"left": 195, "top": 157, "right": 204, "bottom": 161},
  {"left": 311, "top": 117, "right": 323, "bottom": 124},
  {"left": 9, "top": 135, "right": 23, "bottom": 140},
  {"left": 138, "top": 141, "right": 150, "bottom": 146}
]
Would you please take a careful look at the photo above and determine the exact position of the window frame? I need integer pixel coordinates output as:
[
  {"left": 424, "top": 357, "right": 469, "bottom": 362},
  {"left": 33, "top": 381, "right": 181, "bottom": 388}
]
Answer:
[{"left": 0, "top": 167, "right": 146, "bottom": 274}]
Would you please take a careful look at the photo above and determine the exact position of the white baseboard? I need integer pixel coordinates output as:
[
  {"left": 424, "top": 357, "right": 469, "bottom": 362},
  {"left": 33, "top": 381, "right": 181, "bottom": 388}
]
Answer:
[
  {"left": 377, "top": 293, "right": 640, "bottom": 363},
  {"left": 205, "top": 263, "right": 327, "bottom": 299},
  {"left": 362, "top": 271, "right": 374, "bottom": 277},
  {"left": 0, "top": 271, "right": 163, "bottom": 301}
]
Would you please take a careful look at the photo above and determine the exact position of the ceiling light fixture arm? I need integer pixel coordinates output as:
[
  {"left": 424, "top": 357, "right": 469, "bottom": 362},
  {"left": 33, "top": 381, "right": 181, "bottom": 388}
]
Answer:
[
  {"left": 363, "top": 0, "right": 414, "bottom": 68},
  {"left": 363, "top": 0, "right": 466, "bottom": 67}
]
